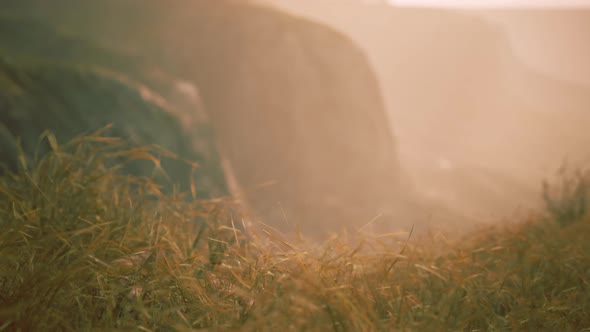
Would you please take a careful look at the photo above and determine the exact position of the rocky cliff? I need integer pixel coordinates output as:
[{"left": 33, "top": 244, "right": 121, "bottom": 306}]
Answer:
[{"left": 1, "top": 1, "right": 409, "bottom": 236}]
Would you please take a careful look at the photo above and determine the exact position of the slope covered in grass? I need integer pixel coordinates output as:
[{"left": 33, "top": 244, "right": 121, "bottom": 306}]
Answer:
[
  {"left": 0, "top": 15, "right": 175, "bottom": 96},
  {"left": 0, "top": 56, "right": 227, "bottom": 199},
  {"left": 0, "top": 14, "right": 228, "bottom": 198},
  {"left": 0, "top": 136, "right": 588, "bottom": 331}
]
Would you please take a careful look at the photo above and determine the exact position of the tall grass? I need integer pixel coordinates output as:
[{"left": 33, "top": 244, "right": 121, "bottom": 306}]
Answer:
[
  {"left": 0, "top": 133, "right": 589, "bottom": 331},
  {"left": 543, "top": 166, "right": 588, "bottom": 227}
]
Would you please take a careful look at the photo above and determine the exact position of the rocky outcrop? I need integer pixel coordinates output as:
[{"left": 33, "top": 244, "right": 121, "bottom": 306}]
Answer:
[{"left": 1, "top": 1, "right": 408, "bottom": 236}]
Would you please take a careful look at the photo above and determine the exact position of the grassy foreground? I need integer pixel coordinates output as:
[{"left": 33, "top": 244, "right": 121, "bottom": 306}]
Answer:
[{"left": 0, "top": 135, "right": 589, "bottom": 331}]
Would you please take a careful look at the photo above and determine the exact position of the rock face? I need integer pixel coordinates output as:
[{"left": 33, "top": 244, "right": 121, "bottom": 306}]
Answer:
[
  {"left": 1, "top": 1, "right": 407, "bottom": 236},
  {"left": 178, "top": 2, "right": 404, "bottom": 235}
]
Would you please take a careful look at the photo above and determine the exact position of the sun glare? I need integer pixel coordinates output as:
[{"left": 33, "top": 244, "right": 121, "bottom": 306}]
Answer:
[{"left": 388, "top": 0, "right": 590, "bottom": 7}]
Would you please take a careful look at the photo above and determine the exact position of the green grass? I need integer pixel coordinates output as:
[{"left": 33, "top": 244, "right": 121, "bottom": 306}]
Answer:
[
  {"left": 0, "top": 134, "right": 589, "bottom": 331},
  {"left": 0, "top": 54, "right": 228, "bottom": 199}
]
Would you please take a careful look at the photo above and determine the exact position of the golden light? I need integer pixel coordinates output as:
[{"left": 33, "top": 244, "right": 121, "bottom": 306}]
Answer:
[{"left": 388, "top": 0, "right": 590, "bottom": 7}]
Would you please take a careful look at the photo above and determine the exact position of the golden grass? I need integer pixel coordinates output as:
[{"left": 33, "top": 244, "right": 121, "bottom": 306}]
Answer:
[{"left": 0, "top": 133, "right": 589, "bottom": 331}]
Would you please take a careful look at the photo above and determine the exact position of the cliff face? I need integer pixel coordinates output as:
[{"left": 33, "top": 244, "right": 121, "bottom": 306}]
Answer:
[
  {"left": 153, "top": 2, "right": 405, "bottom": 234},
  {"left": 1, "top": 1, "right": 407, "bottom": 236}
]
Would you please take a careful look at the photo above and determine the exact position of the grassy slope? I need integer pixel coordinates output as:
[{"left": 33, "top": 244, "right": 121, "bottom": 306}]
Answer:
[
  {"left": 0, "top": 6, "right": 588, "bottom": 331},
  {"left": 0, "top": 57, "right": 226, "bottom": 199},
  {"left": 0, "top": 15, "right": 160, "bottom": 92},
  {"left": 0, "top": 138, "right": 588, "bottom": 331},
  {"left": 0, "top": 15, "right": 228, "bottom": 198}
]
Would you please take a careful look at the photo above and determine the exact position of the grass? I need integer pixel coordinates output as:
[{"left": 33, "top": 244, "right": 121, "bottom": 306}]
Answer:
[
  {"left": 0, "top": 54, "right": 228, "bottom": 199},
  {"left": 0, "top": 133, "right": 589, "bottom": 331}
]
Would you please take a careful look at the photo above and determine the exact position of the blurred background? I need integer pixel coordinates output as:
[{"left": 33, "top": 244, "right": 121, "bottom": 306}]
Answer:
[
  {"left": 269, "top": 0, "right": 590, "bottom": 225},
  {"left": 1, "top": 0, "right": 588, "bottom": 237}
]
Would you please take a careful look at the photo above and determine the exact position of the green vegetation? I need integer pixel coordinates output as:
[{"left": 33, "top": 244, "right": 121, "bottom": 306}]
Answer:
[
  {"left": 0, "top": 134, "right": 588, "bottom": 331},
  {"left": 543, "top": 167, "right": 588, "bottom": 227},
  {"left": 0, "top": 14, "right": 228, "bottom": 198},
  {"left": 0, "top": 15, "right": 162, "bottom": 93}
]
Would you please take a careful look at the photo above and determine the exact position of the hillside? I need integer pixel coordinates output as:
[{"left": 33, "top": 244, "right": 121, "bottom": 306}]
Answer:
[
  {"left": 0, "top": 2, "right": 589, "bottom": 329},
  {"left": 0, "top": 15, "right": 228, "bottom": 198}
]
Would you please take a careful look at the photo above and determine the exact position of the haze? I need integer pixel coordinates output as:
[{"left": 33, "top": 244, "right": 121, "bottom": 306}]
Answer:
[
  {"left": 270, "top": 0, "right": 590, "bottom": 229},
  {"left": 389, "top": 0, "right": 590, "bottom": 7},
  {"left": 3, "top": 0, "right": 588, "bottom": 237}
]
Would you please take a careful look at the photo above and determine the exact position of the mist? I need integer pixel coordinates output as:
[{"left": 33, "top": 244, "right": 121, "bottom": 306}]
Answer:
[
  {"left": 389, "top": 0, "right": 590, "bottom": 8},
  {"left": 268, "top": 0, "right": 590, "bottom": 230},
  {"left": 2, "top": 0, "right": 589, "bottom": 239}
]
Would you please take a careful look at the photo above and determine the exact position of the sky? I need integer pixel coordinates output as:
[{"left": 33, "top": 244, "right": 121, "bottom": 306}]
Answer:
[{"left": 388, "top": 0, "right": 590, "bottom": 7}]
